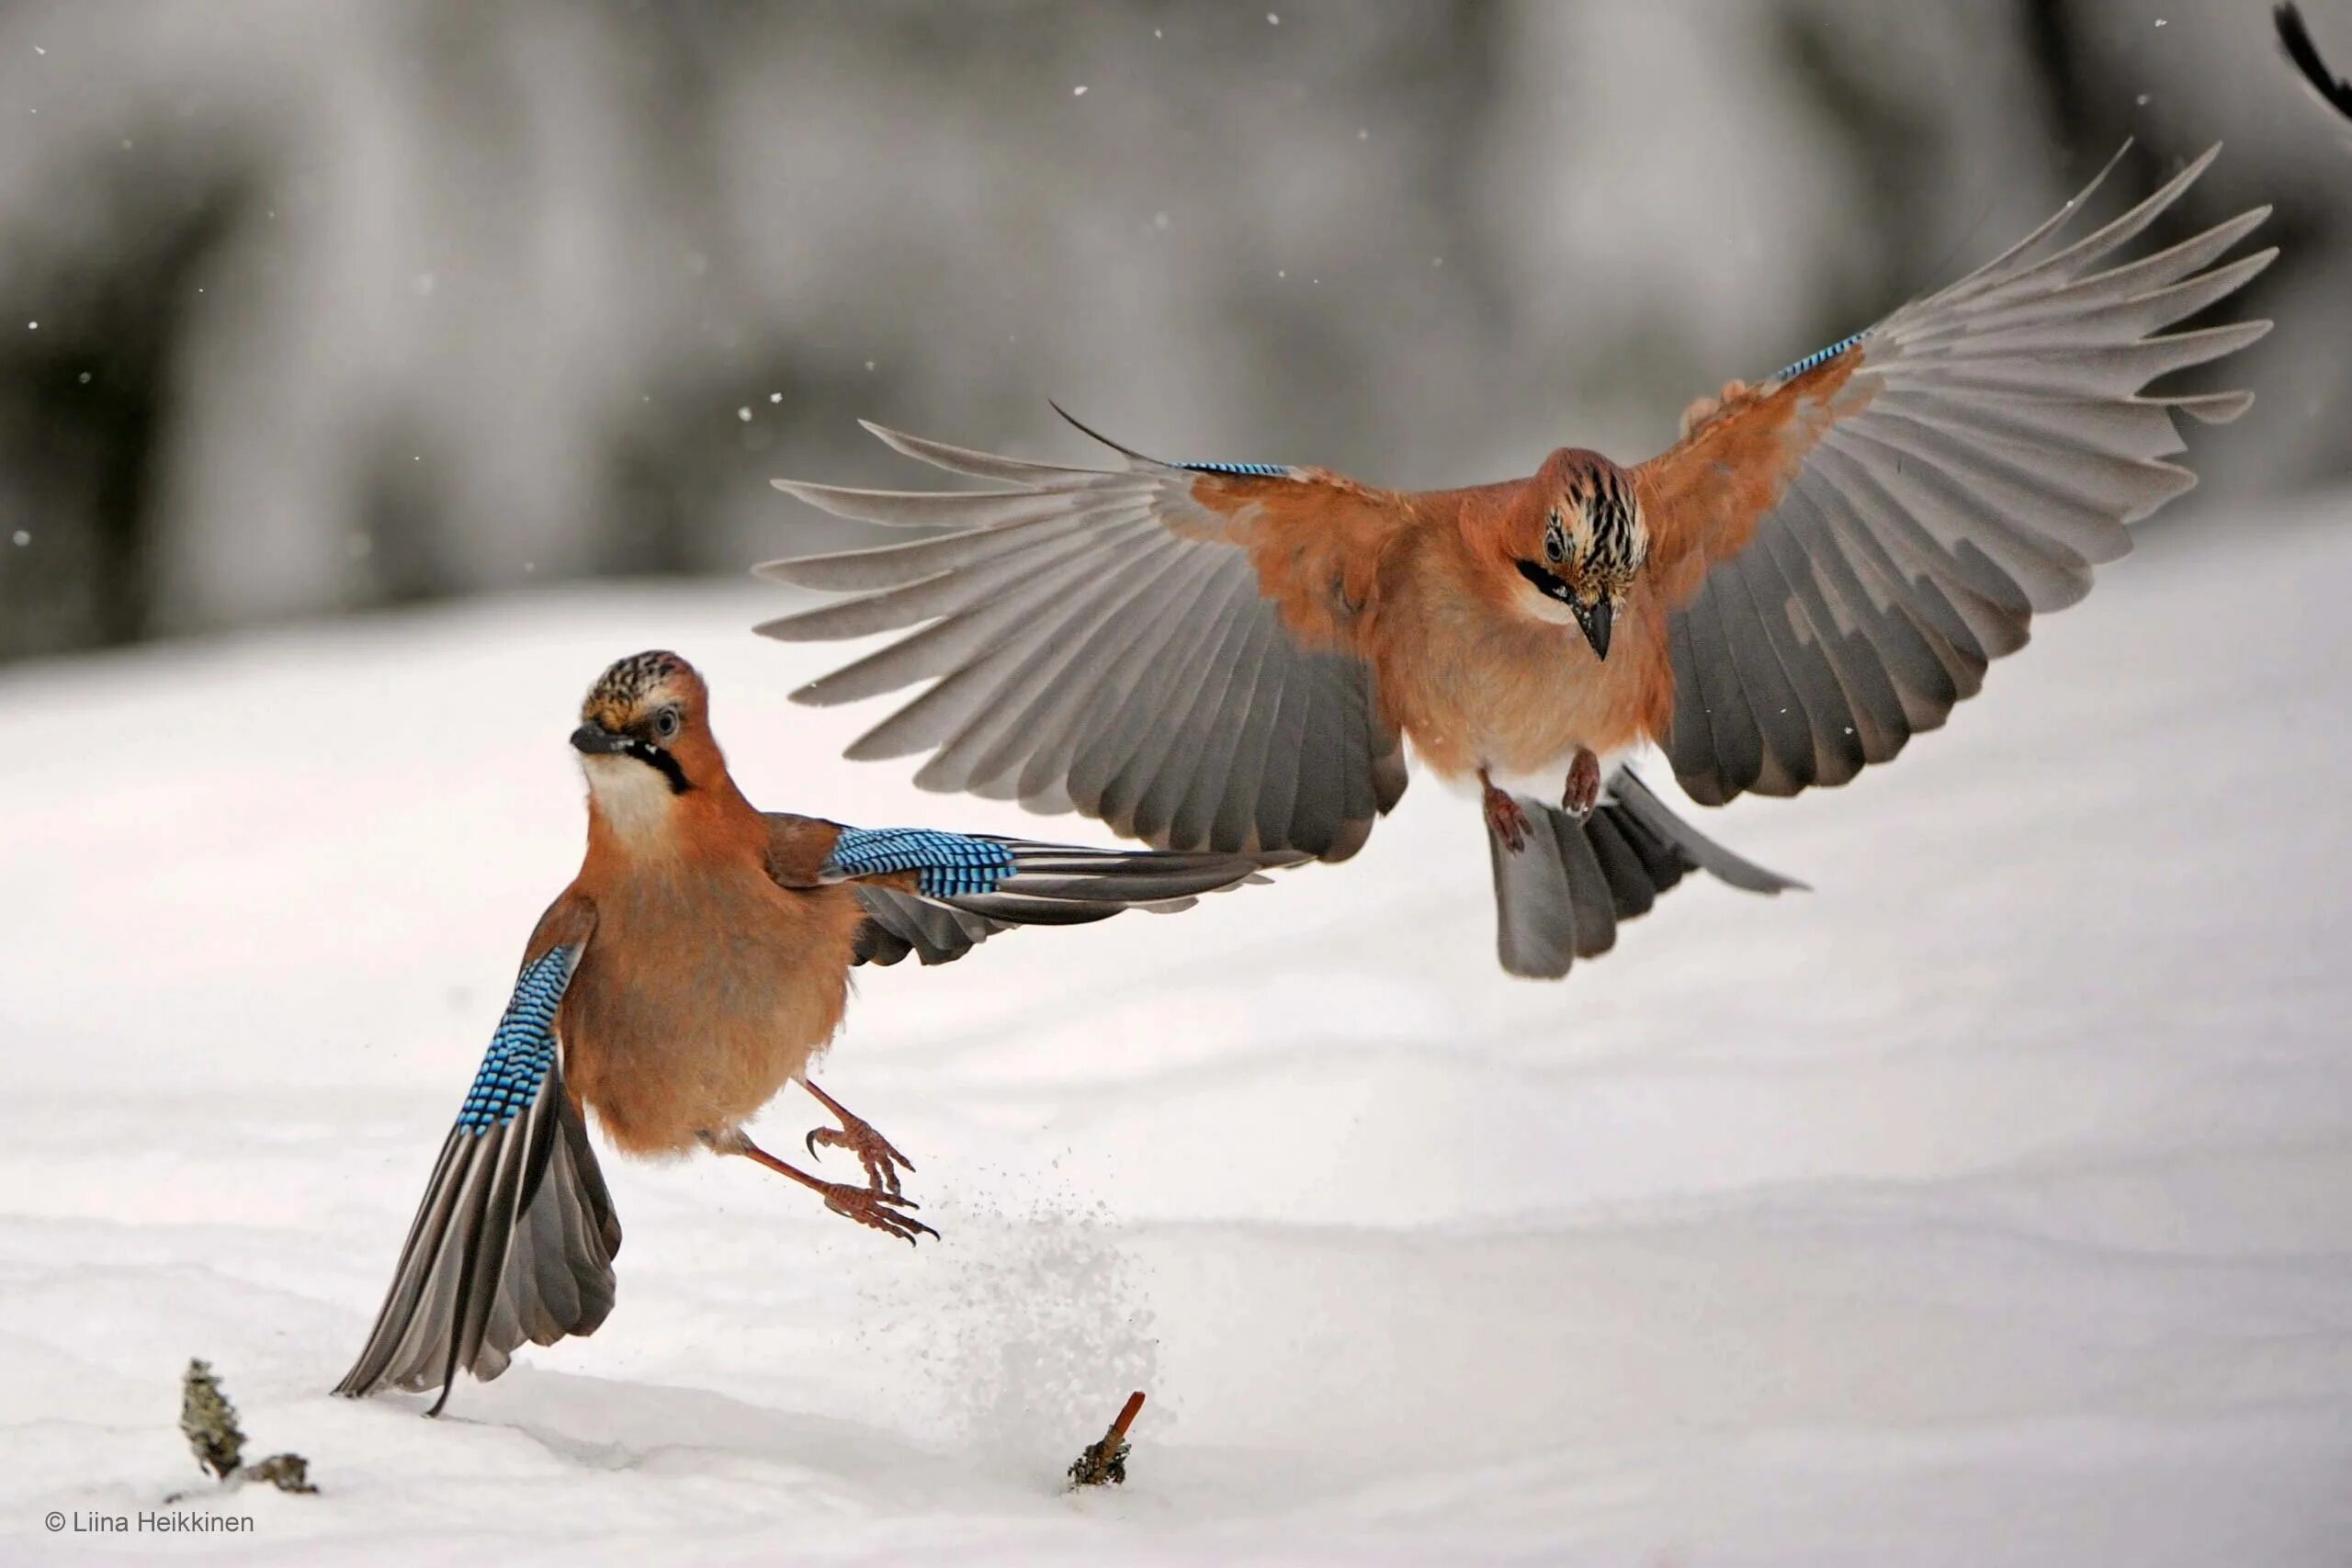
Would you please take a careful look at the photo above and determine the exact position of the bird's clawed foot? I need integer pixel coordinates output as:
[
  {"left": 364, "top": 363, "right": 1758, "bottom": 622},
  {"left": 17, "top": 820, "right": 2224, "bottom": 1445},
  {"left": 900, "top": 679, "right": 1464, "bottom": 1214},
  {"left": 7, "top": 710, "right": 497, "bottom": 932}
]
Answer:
[
  {"left": 716, "top": 1126, "right": 941, "bottom": 1246},
  {"left": 801, "top": 1079, "right": 915, "bottom": 1195},
  {"left": 1480, "top": 769, "right": 1531, "bottom": 852},
  {"left": 817, "top": 1179, "right": 939, "bottom": 1247},
  {"left": 1562, "top": 748, "right": 1601, "bottom": 818}
]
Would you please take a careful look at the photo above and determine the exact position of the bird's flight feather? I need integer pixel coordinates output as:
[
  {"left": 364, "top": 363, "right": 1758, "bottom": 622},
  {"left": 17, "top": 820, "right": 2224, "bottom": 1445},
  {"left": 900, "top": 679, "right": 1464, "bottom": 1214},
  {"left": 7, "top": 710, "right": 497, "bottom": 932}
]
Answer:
[
  {"left": 761, "top": 812, "right": 1283, "bottom": 965},
  {"left": 1634, "top": 145, "right": 2268, "bottom": 804},
  {"left": 758, "top": 418, "right": 1409, "bottom": 862},
  {"left": 334, "top": 901, "right": 620, "bottom": 1411}
]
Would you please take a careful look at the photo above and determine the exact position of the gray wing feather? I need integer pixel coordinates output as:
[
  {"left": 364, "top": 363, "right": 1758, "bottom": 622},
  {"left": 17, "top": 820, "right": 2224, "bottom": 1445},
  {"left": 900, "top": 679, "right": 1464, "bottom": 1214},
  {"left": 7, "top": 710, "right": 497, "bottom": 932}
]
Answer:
[
  {"left": 1666, "top": 144, "right": 2271, "bottom": 807},
  {"left": 916, "top": 527, "right": 1195, "bottom": 799},
  {"left": 852, "top": 888, "right": 1014, "bottom": 965},
  {"left": 839, "top": 829, "right": 1290, "bottom": 967},
  {"left": 760, "top": 422, "right": 1407, "bottom": 860},
  {"left": 334, "top": 1061, "right": 619, "bottom": 1410}
]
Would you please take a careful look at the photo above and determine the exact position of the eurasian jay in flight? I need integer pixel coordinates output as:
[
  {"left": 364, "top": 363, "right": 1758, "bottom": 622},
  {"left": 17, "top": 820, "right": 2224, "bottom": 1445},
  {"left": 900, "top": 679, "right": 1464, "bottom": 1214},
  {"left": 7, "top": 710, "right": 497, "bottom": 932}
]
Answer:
[
  {"left": 756, "top": 146, "right": 2270, "bottom": 978},
  {"left": 335, "top": 650, "right": 1286, "bottom": 1413}
]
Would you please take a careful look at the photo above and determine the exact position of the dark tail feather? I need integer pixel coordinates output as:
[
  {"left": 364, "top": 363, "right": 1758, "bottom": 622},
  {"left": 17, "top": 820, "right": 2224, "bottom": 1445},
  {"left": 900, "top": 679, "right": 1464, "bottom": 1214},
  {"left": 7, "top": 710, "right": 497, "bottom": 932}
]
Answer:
[
  {"left": 1488, "top": 766, "right": 1804, "bottom": 979},
  {"left": 334, "top": 1077, "right": 620, "bottom": 1411},
  {"left": 1606, "top": 768, "right": 1806, "bottom": 895}
]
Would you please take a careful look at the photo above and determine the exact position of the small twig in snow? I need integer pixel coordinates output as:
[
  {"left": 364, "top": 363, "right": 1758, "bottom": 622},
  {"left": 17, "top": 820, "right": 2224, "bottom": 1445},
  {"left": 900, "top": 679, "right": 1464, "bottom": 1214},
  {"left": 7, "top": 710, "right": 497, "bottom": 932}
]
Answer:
[{"left": 1067, "top": 1390, "right": 1147, "bottom": 1488}]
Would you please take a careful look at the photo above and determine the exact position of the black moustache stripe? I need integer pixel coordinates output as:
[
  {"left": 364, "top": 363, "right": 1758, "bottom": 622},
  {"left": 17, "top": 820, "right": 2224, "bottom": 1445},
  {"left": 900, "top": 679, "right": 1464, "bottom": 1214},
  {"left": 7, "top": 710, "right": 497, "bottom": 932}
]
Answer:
[
  {"left": 1515, "top": 558, "right": 1577, "bottom": 604},
  {"left": 625, "top": 739, "right": 692, "bottom": 795}
]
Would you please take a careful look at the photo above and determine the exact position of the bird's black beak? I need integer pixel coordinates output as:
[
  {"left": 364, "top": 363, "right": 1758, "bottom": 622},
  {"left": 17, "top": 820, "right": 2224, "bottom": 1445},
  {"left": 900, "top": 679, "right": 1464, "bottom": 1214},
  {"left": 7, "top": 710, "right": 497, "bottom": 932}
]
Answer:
[
  {"left": 571, "top": 723, "right": 632, "bottom": 756},
  {"left": 1575, "top": 598, "right": 1613, "bottom": 661}
]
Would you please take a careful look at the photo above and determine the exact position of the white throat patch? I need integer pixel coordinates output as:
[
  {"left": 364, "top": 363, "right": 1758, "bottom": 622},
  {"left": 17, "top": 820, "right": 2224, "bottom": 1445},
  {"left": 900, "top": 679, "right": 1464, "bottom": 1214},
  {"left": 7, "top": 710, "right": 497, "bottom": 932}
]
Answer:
[
  {"left": 1512, "top": 575, "right": 1588, "bottom": 628},
  {"left": 582, "top": 753, "right": 679, "bottom": 848}
]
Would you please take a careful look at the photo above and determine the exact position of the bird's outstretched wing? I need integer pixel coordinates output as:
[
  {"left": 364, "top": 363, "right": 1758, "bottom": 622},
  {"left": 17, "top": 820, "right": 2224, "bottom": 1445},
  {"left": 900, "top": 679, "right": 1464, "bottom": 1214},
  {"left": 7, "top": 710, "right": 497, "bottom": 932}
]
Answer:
[
  {"left": 757, "top": 412, "right": 1411, "bottom": 861},
  {"left": 2277, "top": 5, "right": 2352, "bottom": 131},
  {"left": 1633, "top": 144, "right": 2270, "bottom": 807},
  {"left": 334, "top": 899, "right": 620, "bottom": 1413},
  {"left": 763, "top": 813, "right": 1288, "bottom": 966}
]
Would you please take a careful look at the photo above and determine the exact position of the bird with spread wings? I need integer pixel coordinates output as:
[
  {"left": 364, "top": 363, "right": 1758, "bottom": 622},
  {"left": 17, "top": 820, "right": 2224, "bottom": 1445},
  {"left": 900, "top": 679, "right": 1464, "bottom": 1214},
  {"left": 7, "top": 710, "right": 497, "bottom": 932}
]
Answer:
[
  {"left": 757, "top": 146, "right": 2270, "bottom": 978},
  {"left": 334, "top": 650, "right": 1287, "bottom": 1412}
]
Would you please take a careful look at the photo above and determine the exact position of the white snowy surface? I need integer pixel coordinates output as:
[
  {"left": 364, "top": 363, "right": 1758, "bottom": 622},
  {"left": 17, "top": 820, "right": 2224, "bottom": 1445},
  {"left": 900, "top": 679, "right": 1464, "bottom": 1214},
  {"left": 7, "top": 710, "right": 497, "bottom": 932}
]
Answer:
[{"left": 3, "top": 500, "right": 2350, "bottom": 1565}]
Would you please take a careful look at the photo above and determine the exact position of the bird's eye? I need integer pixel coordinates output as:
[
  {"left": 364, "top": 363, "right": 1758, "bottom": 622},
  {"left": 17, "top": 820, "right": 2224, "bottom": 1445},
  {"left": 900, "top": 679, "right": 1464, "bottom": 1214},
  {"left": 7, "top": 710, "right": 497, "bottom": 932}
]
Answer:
[
  {"left": 1544, "top": 513, "right": 1567, "bottom": 564},
  {"left": 652, "top": 707, "right": 682, "bottom": 741}
]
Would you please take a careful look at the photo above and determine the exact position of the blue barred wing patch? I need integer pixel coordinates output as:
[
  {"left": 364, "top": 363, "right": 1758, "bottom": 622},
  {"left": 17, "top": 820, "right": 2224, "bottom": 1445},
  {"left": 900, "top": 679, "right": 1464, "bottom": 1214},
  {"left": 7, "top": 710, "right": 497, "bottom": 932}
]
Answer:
[
  {"left": 456, "top": 943, "right": 580, "bottom": 1134},
  {"left": 826, "top": 827, "right": 1017, "bottom": 898},
  {"left": 1177, "top": 460, "right": 1290, "bottom": 478},
  {"left": 1770, "top": 333, "right": 1866, "bottom": 385}
]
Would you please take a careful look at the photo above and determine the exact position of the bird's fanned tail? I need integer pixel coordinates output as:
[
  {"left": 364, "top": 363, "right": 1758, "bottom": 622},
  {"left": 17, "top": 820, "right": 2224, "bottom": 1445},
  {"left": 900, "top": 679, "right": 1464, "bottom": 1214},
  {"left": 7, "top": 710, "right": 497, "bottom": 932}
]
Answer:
[
  {"left": 1487, "top": 768, "right": 1801, "bottom": 979},
  {"left": 334, "top": 941, "right": 621, "bottom": 1411}
]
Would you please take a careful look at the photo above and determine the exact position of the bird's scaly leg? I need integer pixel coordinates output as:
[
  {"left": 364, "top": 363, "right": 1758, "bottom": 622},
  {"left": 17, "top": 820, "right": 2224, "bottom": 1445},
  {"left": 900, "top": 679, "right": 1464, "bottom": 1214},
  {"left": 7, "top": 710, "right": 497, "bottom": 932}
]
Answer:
[
  {"left": 703, "top": 1128, "right": 937, "bottom": 1245},
  {"left": 1562, "top": 747, "right": 1601, "bottom": 818},
  {"left": 1479, "top": 767, "right": 1531, "bottom": 852},
  {"left": 800, "top": 1079, "right": 917, "bottom": 1195}
]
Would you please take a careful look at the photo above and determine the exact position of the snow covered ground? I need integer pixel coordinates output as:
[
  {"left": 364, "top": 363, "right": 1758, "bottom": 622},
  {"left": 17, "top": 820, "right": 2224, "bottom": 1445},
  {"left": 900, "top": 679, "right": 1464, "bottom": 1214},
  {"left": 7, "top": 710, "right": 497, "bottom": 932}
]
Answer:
[{"left": 3, "top": 495, "right": 2349, "bottom": 1565}]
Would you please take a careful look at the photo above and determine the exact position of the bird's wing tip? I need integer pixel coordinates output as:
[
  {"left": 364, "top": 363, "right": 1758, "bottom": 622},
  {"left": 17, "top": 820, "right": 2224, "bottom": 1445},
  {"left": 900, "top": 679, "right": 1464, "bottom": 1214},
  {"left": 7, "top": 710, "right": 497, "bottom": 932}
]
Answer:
[
  {"left": 2174, "top": 388, "right": 2257, "bottom": 424},
  {"left": 858, "top": 418, "right": 928, "bottom": 456}
]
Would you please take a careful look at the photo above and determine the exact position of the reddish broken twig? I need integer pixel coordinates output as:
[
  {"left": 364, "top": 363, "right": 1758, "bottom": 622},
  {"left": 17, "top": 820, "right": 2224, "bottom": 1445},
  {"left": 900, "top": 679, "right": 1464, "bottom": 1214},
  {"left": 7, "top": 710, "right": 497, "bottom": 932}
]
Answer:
[{"left": 1067, "top": 1390, "right": 1147, "bottom": 1487}]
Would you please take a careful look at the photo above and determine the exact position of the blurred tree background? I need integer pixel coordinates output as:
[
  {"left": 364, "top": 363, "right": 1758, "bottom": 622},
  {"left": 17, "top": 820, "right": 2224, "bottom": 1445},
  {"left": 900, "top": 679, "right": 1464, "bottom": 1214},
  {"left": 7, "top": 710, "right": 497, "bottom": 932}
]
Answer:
[{"left": 0, "top": 0, "right": 2342, "bottom": 662}]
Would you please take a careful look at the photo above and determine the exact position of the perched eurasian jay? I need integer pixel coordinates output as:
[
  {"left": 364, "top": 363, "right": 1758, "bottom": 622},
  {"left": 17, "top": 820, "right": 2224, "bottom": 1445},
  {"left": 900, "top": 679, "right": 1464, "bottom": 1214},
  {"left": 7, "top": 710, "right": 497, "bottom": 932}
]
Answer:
[
  {"left": 756, "top": 146, "right": 2269, "bottom": 978},
  {"left": 335, "top": 650, "right": 1285, "bottom": 1412}
]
